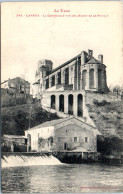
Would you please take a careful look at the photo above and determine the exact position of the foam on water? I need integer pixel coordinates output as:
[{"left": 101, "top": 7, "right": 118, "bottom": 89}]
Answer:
[{"left": 1, "top": 155, "right": 62, "bottom": 168}]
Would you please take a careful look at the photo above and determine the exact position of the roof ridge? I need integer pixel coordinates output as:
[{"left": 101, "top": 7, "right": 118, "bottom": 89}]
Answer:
[
  {"left": 25, "top": 118, "right": 66, "bottom": 131},
  {"left": 87, "top": 56, "right": 101, "bottom": 64},
  {"left": 72, "top": 116, "right": 96, "bottom": 129},
  {"left": 25, "top": 116, "right": 97, "bottom": 131},
  {"left": 54, "top": 116, "right": 73, "bottom": 126},
  {"left": 53, "top": 116, "right": 96, "bottom": 129}
]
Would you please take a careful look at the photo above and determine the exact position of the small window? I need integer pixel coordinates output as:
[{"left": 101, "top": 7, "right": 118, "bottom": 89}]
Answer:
[
  {"left": 74, "top": 137, "right": 77, "bottom": 142},
  {"left": 85, "top": 137, "right": 88, "bottom": 143}
]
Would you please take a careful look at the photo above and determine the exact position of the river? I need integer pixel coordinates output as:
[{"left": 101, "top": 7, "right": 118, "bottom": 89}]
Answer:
[{"left": 1, "top": 160, "right": 123, "bottom": 193}]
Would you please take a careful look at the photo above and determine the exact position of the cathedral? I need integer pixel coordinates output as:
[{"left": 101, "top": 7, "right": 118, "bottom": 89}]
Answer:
[{"left": 33, "top": 49, "right": 108, "bottom": 118}]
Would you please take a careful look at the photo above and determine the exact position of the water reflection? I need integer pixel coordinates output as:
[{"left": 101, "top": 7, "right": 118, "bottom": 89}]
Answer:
[{"left": 2, "top": 164, "right": 123, "bottom": 193}]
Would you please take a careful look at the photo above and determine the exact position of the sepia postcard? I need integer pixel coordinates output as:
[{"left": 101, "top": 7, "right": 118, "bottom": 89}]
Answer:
[{"left": 1, "top": 1, "right": 123, "bottom": 193}]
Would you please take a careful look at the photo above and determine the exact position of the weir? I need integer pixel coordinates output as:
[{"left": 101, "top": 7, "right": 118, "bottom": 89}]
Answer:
[{"left": 1, "top": 152, "right": 62, "bottom": 168}]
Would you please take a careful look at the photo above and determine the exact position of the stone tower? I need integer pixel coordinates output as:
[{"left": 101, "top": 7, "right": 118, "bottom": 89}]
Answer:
[
  {"left": 33, "top": 59, "right": 53, "bottom": 98},
  {"left": 81, "top": 50, "right": 108, "bottom": 92}
]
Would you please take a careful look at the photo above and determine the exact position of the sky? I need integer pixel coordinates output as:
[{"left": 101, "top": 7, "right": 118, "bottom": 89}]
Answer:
[{"left": 1, "top": 1, "right": 123, "bottom": 87}]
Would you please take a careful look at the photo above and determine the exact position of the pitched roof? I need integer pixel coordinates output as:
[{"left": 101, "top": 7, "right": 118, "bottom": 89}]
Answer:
[
  {"left": 25, "top": 117, "right": 98, "bottom": 132},
  {"left": 49, "top": 54, "right": 81, "bottom": 75},
  {"left": 25, "top": 118, "right": 69, "bottom": 131},
  {"left": 87, "top": 57, "right": 102, "bottom": 64}
]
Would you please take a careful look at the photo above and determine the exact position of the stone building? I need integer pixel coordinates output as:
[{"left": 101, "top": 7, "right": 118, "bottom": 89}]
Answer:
[
  {"left": 33, "top": 50, "right": 108, "bottom": 96},
  {"left": 25, "top": 117, "right": 100, "bottom": 152},
  {"left": 33, "top": 49, "right": 109, "bottom": 118},
  {"left": 33, "top": 59, "right": 53, "bottom": 98},
  {"left": 1, "top": 77, "right": 30, "bottom": 97}
]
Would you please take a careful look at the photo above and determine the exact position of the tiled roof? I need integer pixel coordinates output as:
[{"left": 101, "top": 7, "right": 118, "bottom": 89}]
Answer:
[
  {"left": 87, "top": 57, "right": 101, "bottom": 64},
  {"left": 25, "top": 118, "right": 69, "bottom": 131},
  {"left": 25, "top": 117, "right": 98, "bottom": 132}
]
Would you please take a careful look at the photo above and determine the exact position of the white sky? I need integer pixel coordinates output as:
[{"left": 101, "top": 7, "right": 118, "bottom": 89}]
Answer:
[{"left": 1, "top": 1, "right": 123, "bottom": 87}]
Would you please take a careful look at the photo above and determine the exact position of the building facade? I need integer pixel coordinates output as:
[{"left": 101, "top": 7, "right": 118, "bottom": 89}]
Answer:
[
  {"left": 33, "top": 50, "right": 108, "bottom": 119},
  {"left": 1, "top": 77, "right": 30, "bottom": 97},
  {"left": 33, "top": 50, "right": 108, "bottom": 98},
  {"left": 25, "top": 117, "right": 100, "bottom": 152}
]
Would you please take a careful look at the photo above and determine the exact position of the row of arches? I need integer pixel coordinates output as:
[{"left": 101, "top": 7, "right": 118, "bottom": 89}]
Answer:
[
  {"left": 82, "top": 68, "right": 105, "bottom": 90},
  {"left": 51, "top": 94, "right": 83, "bottom": 117},
  {"left": 46, "top": 68, "right": 105, "bottom": 91}
]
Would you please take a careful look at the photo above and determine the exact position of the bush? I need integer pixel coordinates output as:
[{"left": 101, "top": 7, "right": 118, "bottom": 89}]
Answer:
[
  {"left": 93, "top": 99, "right": 110, "bottom": 106},
  {"left": 16, "top": 97, "right": 27, "bottom": 105},
  {"left": 1, "top": 96, "right": 16, "bottom": 107},
  {"left": 1, "top": 95, "right": 28, "bottom": 107},
  {"left": 97, "top": 135, "right": 123, "bottom": 154},
  {"left": 1, "top": 102, "right": 60, "bottom": 136}
]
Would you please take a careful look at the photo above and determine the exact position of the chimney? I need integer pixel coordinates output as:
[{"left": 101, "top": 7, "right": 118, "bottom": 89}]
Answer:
[
  {"left": 81, "top": 51, "right": 88, "bottom": 65},
  {"left": 98, "top": 54, "right": 103, "bottom": 63},
  {"left": 88, "top": 49, "right": 93, "bottom": 57}
]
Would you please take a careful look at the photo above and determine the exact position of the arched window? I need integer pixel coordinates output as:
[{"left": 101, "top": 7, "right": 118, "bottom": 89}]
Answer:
[
  {"left": 89, "top": 69, "right": 94, "bottom": 89},
  {"left": 57, "top": 72, "right": 61, "bottom": 85},
  {"left": 68, "top": 94, "right": 73, "bottom": 115},
  {"left": 98, "top": 69, "right": 102, "bottom": 90},
  {"left": 59, "top": 95, "right": 64, "bottom": 112},
  {"left": 82, "top": 70, "right": 87, "bottom": 90},
  {"left": 77, "top": 94, "right": 83, "bottom": 117},
  {"left": 51, "top": 95, "right": 55, "bottom": 109},
  {"left": 65, "top": 68, "right": 69, "bottom": 85},
  {"left": 51, "top": 76, "right": 55, "bottom": 87}
]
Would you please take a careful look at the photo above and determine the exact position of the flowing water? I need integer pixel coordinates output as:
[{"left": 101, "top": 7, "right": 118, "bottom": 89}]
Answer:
[
  {"left": 2, "top": 155, "right": 61, "bottom": 168},
  {"left": 1, "top": 155, "right": 123, "bottom": 193}
]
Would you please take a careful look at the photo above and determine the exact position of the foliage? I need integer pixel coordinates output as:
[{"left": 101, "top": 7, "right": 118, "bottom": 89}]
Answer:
[
  {"left": 1, "top": 103, "right": 60, "bottom": 136},
  {"left": 1, "top": 95, "right": 16, "bottom": 107},
  {"left": 1, "top": 94, "right": 34, "bottom": 108},
  {"left": 97, "top": 135, "right": 123, "bottom": 154},
  {"left": 93, "top": 99, "right": 110, "bottom": 106}
]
